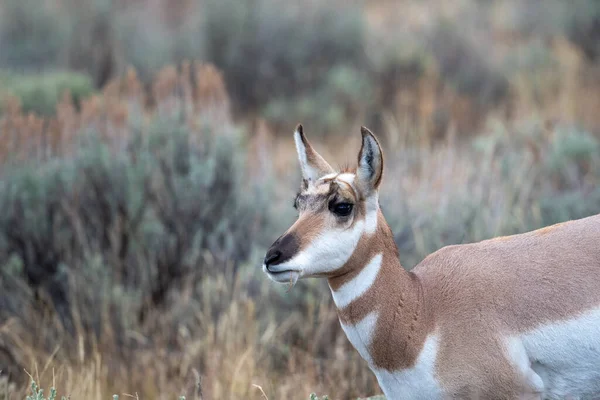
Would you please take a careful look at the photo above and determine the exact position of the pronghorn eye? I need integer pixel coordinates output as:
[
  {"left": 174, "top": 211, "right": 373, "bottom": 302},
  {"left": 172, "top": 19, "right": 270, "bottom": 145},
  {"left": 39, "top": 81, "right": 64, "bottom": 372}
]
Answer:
[{"left": 331, "top": 202, "right": 353, "bottom": 217}]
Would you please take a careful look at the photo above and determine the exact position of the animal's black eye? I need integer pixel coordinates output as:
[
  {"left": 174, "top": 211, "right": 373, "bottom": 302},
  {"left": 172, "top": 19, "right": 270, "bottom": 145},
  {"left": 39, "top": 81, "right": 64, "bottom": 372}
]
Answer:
[{"left": 332, "top": 202, "right": 353, "bottom": 217}]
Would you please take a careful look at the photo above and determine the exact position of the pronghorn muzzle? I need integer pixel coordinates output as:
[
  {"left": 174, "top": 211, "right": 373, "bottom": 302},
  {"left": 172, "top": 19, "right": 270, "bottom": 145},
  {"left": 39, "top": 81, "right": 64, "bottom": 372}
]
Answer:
[{"left": 264, "top": 233, "right": 299, "bottom": 270}]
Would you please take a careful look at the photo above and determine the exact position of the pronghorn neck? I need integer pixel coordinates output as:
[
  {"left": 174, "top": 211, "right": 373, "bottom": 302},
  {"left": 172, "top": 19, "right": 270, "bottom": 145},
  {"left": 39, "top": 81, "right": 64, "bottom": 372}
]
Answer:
[{"left": 327, "top": 210, "right": 434, "bottom": 370}]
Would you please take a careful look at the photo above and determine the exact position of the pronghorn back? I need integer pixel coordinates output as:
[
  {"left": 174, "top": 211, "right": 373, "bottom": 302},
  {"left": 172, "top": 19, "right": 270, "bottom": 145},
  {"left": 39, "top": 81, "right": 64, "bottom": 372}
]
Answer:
[
  {"left": 263, "top": 124, "right": 600, "bottom": 399},
  {"left": 414, "top": 215, "right": 600, "bottom": 398}
]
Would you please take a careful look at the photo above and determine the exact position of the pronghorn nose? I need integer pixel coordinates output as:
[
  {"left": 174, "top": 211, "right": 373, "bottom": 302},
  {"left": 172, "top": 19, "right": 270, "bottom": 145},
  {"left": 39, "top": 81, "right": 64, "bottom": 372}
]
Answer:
[
  {"left": 264, "top": 233, "right": 299, "bottom": 266},
  {"left": 264, "top": 250, "right": 282, "bottom": 266}
]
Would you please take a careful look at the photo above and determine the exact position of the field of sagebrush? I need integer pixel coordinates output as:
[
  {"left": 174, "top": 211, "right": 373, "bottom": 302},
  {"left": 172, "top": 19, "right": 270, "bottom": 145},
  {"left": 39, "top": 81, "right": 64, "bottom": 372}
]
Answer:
[{"left": 1, "top": 0, "right": 600, "bottom": 399}]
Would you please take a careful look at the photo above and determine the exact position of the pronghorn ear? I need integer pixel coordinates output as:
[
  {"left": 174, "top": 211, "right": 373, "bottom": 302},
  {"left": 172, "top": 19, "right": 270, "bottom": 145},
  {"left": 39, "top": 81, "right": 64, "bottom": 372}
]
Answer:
[
  {"left": 357, "top": 126, "right": 383, "bottom": 194},
  {"left": 294, "top": 124, "right": 334, "bottom": 183}
]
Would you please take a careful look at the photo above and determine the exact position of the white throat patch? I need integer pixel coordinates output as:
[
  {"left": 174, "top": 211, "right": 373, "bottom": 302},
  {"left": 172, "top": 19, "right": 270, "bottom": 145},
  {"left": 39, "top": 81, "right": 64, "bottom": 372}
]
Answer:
[{"left": 273, "top": 219, "right": 365, "bottom": 277}]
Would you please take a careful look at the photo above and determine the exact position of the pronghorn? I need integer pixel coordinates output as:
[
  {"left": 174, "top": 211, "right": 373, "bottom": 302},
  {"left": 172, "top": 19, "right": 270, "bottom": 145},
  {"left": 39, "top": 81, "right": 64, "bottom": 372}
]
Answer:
[{"left": 262, "top": 125, "right": 600, "bottom": 399}]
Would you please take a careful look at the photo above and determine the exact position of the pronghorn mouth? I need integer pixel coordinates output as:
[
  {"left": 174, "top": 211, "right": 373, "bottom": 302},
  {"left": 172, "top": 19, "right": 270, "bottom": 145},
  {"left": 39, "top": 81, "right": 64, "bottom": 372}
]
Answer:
[{"left": 263, "top": 264, "right": 301, "bottom": 284}]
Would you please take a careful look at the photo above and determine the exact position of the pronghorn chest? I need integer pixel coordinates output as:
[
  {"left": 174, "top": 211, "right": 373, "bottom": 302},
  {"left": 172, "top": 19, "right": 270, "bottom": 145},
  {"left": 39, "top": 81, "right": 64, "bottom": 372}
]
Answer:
[{"left": 339, "top": 315, "right": 443, "bottom": 399}]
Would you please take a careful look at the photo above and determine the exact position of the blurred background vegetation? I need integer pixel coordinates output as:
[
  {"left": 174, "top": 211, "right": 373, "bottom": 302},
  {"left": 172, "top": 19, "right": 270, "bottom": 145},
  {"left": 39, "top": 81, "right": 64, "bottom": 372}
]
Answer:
[{"left": 1, "top": 0, "right": 600, "bottom": 399}]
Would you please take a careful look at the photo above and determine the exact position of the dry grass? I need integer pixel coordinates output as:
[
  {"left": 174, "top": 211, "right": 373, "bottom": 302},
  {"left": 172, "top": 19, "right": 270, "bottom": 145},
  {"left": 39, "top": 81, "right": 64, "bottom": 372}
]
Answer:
[{"left": 2, "top": 272, "right": 378, "bottom": 399}]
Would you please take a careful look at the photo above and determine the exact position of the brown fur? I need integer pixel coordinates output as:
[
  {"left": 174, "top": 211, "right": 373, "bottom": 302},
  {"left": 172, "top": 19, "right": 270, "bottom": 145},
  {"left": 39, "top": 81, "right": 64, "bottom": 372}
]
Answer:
[
  {"left": 292, "top": 177, "right": 366, "bottom": 258},
  {"left": 357, "top": 205, "right": 595, "bottom": 392},
  {"left": 281, "top": 126, "right": 600, "bottom": 398},
  {"left": 330, "top": 211, "right": 436, "bottom": 371},
  {"left": 286, "top": 213, "right": 325, "bottom": 248},
  {"left": 329, "top": 211, "right": 600, "bottom": 397},
  {"left": 416, "top": 215, "right": 600, "bottom": 396}
]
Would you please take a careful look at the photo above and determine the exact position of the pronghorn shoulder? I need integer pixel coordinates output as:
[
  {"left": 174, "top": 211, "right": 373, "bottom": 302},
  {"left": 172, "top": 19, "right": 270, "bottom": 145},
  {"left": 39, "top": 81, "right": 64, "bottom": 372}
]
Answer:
[
  {"left": 414, "top": 214, "right": 600, "bottom": 276},
  {"left": 412, "top": 243, "right": 480, "bottom": 277}
]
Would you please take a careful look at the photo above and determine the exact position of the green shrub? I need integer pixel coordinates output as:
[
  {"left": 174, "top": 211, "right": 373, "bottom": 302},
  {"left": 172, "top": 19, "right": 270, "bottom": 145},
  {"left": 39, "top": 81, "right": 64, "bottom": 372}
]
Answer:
[
  {"left": 0, "top": 70, "right": 95, "bottom": 115},
  {"left": 0, "top": 0, "right": 68, "bottom": 69},
  {"left": 62, "top": 0, "right": 119, "bottom": 87},
  {"left": 512, "top": 0, "right": 600, "bottom": 62},
  {"left": 427, "top": 20, "right": 508, "bottom": 107},
  {"left": 201, "top": 0, "right": 368, "bottom": 132},
  {"left": 264, "top": 66, "right": 372, "bottom": 132},
  {"left": 566, "top": 0, "right": 600, "bottom": 61},
  {"left": 25, "top": 381, "right": 63, "bottom": 400},
  {"left": 0, "top": 115, "right": 269, "bottom": 349},
  {"left": 113, "top": 2, "right": 203, "bottom": 82}
]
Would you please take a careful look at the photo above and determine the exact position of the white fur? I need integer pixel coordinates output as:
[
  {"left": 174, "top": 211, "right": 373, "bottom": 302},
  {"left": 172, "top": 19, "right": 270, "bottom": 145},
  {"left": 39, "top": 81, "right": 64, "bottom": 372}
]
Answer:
[
  {"left": 372, "top": 335, "right": 443, "bottom": 400},
  {"left": 271, "top": 220, "right": 365, "bottom": 277},
  {"left": 336, "top": 173, "right": 356, "bottom": 185},
  {"left": 319, "top": 172, "right": 355, "bottom": 184},
  {"left": 364, "top": 194, "right": 379, "bottom": 234},
  {"left": 319, "top": 173, "right": 338, "bottom": 181},
  {"left": 504, "top": 337, "right": 545, "bottom": 394},
  {"left": 340, "top": 311, "right": 379, "bottom": 364},
  {"left": 339, "top": 305, "right": 442, "bottom": 399},
  {"left": 330, "top": 253, "right": 382, "bottom": 309},
  {"left": 318, "top": 173, "right": 358, "bottom": 196},
  {"left": 517, "top": 307, "right": 600, "bottom": 399}
]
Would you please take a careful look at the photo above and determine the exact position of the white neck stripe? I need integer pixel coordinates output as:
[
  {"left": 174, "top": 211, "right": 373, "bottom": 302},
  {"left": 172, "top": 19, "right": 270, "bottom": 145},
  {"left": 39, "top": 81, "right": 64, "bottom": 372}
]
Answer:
[{"left": 330, "top": 253, "right": 383, "bottom": 309}]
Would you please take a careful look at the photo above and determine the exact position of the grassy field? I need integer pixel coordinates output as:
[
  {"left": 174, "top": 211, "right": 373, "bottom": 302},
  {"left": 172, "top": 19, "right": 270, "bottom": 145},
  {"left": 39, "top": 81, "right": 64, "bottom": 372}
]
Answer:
[{"left": 1, "top": 1, "right": 600, "bottom": 399}]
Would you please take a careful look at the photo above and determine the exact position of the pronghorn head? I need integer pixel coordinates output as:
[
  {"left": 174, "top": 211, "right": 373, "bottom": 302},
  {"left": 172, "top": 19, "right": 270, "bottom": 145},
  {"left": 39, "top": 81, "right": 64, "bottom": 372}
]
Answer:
[{"left": 263, "top": 124, "right": 383, "bottom": 285}]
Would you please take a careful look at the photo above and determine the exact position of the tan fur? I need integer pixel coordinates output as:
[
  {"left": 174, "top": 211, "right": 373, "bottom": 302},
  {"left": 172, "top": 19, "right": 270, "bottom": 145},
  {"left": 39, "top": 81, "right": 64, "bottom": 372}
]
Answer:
[
  {"left": 330, "top": 211, "right": 435, "bottom": 371},
  {"left": 328, "top": 211, "right": 600, "bottom": 397},
  {"left": 293, "top": 177, "right": 365, "bottom": 256},
  {"left": 533, "top": 220, "right": 570, "bottom": 236},
  {"left": 287, "top": 213, "right": 325, "bottom": 248},
  {"left": 274, "top": 125, "right": 600, "bottom": 398},
  {"left": 416, "top": 214, "right": 600, "bottom": 396}
]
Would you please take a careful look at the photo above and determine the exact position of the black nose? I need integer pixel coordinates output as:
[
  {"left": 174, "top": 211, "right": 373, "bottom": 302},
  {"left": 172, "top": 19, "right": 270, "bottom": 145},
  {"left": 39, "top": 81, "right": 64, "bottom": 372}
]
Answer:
[
  {"left": 264, "top": 233, "right": 299, "bottom": 267},
  {"left": 264, "top": 249, "right": 282, "bottom": 266}
]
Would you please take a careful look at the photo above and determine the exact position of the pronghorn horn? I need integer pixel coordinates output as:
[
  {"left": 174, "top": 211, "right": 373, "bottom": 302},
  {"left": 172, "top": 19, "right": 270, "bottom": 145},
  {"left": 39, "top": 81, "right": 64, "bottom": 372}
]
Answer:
[{"left": 294, "top": 124, "right": 334, "bottom": 183}]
